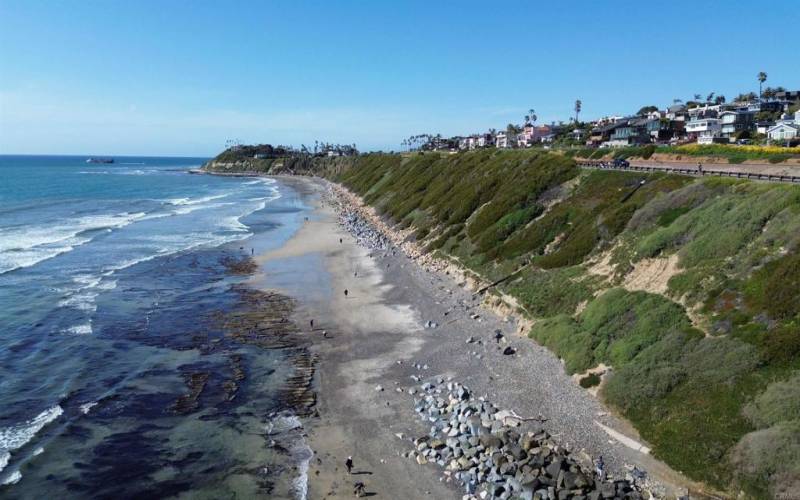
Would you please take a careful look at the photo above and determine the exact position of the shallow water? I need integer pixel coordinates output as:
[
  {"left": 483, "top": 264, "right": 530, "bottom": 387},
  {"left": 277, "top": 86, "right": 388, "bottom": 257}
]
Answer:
[{"left": 0, "top": 156, "right": 313, "bottom": 497}]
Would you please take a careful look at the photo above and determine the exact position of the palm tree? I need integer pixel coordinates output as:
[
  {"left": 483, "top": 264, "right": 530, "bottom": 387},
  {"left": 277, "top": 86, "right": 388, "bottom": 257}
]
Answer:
[
  {"left": 758, "top": 72, "right": 767, "bottom": 99},
  {"left": 574, "top": 100, "right": 582, "bottom": 123},
  {"left": 693, "top": 94, "right": 701, "bottom": 101},
  {"left": 528, "top": 109, "right": 536, "bottom": 125}
]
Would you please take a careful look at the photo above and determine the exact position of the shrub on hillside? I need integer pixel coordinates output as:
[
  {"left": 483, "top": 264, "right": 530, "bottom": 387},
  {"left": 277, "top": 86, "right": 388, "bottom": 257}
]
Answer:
[
  {"left": 743, "top": 372, "right": 800, "bottom": 429},
  {"left": 731, "top": 420, "right": 800, "bottom": 499}
]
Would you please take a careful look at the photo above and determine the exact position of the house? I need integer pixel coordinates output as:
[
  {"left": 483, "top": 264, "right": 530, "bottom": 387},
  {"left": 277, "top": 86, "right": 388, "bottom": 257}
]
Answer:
[
  {"left": 495, "top": 132, "right": 512, "bottom": 149},
  {"left": 775, "top": 90, "right": 800, "bottom": 103},
  {"left": 646, "top": 118, "right": 680, "bottom": 142},
  {"left": 587, "top": 122, "right": 621, "bottom": 147},
  {"left": 687, "top": 104, "right": 720, "bottom": 120},
  {"left": 767, "top": 122, "right": 800, "bottom": 141},
  {"left": 646, "top": 110, "right": 663, "bottom": 120},
  {"left": 666, "top": 104, "right": 688, "bottom": 121},
  {"left": 605, "top": 118, "right": 650, "bottom": 147},
  {"left": 686, "top": 118, "right": 722, "bottom": 144},
  {"left": 756, "top": 122, "right": 775, "bottom": 135},
  {"left": 476, "top": 133, "right": 494, "bottom": 148},
  {"left": 516, "top": 124, "right": 552, "bottom": 147},
  {"left": 719, "top": 110, "right": 755, "bottom": 139}
]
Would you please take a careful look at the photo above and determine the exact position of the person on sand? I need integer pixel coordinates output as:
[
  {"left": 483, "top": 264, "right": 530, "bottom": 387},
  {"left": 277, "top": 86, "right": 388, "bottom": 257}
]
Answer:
[
  {"left": 345, "top": 456, "right": 354, "bottom": 474},
  {"left": 344, "top": 289, "right": 349, "bottom": 298},
  {"left": 353, "top": 481, "right": 365, "bottom": 497},
  {"left": 310, "top": 319, "right": 314, "bottom": 330},
  {"left": 595, "top": 455, "right": 605, "bottom": 480},
  {"left": 322, "top": 330, "right": 328, "bottom": 338},
  {"left": 339, "top": 238, "right": 343, "bottom": 244}
]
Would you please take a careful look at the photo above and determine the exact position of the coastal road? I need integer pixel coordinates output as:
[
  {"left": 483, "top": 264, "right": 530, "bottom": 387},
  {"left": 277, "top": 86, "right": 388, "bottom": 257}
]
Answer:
[{"left": 578, "top": 159, "right": 800, "bottom": 183}]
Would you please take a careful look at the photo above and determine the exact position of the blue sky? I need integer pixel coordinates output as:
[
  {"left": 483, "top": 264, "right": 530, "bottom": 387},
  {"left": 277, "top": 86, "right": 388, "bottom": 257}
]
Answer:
[{"left": 1, "top": 0, "right": 798, "bottom": 156}]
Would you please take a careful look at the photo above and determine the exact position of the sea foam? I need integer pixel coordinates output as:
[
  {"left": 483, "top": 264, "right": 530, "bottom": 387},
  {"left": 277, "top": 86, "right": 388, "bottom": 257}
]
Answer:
[{"left": 0, "top": 405, "right": 64, "bottom": 474}]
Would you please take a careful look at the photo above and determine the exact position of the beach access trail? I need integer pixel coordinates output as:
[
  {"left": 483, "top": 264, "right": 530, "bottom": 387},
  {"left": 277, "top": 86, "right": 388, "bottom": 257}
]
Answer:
[{"left": 251, "top": 176, "right": 706, "bottom": 499}]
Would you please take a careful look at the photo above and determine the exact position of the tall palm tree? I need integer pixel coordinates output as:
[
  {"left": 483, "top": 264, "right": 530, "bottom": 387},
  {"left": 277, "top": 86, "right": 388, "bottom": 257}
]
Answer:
[
  {"left": 528, "top": 109, "right": 536, "bottom": 125},
  {"left": 758, "top": 72, "right": 767, "bottom": 99},
  {"left": 693, "top": 94, "right": 701, "bottom": 101},
  {"left": 574, "top": 100, "right": 582, "bottom": 123}
]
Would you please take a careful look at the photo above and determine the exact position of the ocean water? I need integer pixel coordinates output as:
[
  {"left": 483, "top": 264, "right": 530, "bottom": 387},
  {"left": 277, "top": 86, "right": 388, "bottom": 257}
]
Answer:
[{"left": 0, "top": 156, "right": 311, "bottom": 498}]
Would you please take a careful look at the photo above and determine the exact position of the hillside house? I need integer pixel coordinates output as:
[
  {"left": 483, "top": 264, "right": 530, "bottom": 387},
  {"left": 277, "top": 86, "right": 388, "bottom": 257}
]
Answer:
[
  {"left": 686, "top": 118, "right": 722, "bottom": 144},
  {"left": 767, "top": 122, "right": 799, "bottom": 141},
  {"left": 495, "top": 132, "right": 513, "bottom": 149},
  {"left": 720, "top": 110, "right": 755, "bottom": 139},
  {"left": 605, "top": 118, "right": 650, "bottom": 147}
]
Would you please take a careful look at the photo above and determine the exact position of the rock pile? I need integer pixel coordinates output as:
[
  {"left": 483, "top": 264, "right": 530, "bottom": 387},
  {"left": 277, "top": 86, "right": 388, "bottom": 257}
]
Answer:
[
  {"left": 406, "top": 379, "right": 647, "bottom": 500},
  {"left": 337, "top": 208, "right": 391, "bottom": 251}
]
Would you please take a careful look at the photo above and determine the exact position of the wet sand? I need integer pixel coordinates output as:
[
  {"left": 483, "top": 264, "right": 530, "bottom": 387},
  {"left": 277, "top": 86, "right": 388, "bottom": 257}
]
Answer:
[{"left": 251, "top": 176, "right": 706, "bottom": 499}]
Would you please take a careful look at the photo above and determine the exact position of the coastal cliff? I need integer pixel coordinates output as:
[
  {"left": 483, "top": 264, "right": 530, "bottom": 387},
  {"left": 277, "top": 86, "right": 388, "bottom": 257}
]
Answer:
[
  {"left": 203, "top": 154, "right": 357, "bottom": 178},
  {"left": 206, "top": 149, "right": 800, "bottom": 498}
]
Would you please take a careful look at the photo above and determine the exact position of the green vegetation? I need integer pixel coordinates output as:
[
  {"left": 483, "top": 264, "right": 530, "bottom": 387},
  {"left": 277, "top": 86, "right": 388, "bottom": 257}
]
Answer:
[{"left": 208, "top": 147, "right": 800, "bottom": 497}]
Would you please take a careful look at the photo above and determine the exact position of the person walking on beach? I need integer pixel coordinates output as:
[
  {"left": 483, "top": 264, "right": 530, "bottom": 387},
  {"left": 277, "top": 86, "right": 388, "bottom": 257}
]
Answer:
[
  {"left": 353, "top": 481, "right": 366, "bottom": 497},
  {"left": 339, "top": 238, "right": 343, "bottom": 244},
  {"left": 344, "top": 289, "right": 349, "bottom": 298},
  {"left": 345, "top": 456, "right": 354, "bottom": 474},
  {"left": 310, "top": 319, "right": 314, "bottom": 330},
  {"left": 595, "top": 455, "right": 605, "bottom": 480}
]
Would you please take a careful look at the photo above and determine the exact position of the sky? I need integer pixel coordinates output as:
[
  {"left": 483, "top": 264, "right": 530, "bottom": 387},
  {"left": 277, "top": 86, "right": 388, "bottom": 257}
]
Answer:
[{"left": 1, "top": 0, "right": 798, "bottom": 156}]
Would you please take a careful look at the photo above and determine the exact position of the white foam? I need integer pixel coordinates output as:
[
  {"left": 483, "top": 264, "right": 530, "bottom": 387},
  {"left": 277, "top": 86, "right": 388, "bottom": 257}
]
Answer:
[
  {"left": 167, "top": 193, "right": 229, "bottom": 206},
  {"left": 0, "top": 212, "right": 148, "bottom": 275},
  {"left": 0, "top": 451, "right": 9, "bottom": 473},
  {"left": 0, "top": 405, "right": 63, "bottom": 459},
  {"left": 79, "top": 402, "right": 98, "bottom": 415},
  {"left": 266, "top": 412, "right": 312, "bottom": 500},
  {"left": 65, "top": 323, "right": 92, "bottom": 335},
  {"left": 58, "top": 289, "right": 98, "bottom": 312},
  {"left": 1, "top": 470, "right": 21, "bottom": 485},
  {"left": 32, "top": 447, "right": 43, "bottom": 456},
  {"left": 291, "top": 440, "right": 313, "bottom": 500}
]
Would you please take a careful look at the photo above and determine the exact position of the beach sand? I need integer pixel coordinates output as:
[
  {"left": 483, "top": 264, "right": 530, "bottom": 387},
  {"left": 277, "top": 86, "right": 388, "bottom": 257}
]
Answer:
[{"left": 252, "top": 176, "right": 706, "bottom": 499}]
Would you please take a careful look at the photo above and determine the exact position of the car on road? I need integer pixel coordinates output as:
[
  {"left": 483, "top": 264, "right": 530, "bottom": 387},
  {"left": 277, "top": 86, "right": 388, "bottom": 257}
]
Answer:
[{"left": 613, "top": 158, "right": 630, "bottom": 168}]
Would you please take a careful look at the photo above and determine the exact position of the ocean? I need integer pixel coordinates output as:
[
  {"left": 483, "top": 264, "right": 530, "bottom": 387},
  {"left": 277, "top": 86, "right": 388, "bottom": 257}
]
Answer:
[{"left": 0, "top": 155, "right": 312, "bottom": 498}]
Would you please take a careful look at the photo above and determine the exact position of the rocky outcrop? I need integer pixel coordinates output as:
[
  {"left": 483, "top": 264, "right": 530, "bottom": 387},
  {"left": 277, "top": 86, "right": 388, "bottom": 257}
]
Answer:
[{"left": 406, "top": 379, "right": 650, "bottom": 500}]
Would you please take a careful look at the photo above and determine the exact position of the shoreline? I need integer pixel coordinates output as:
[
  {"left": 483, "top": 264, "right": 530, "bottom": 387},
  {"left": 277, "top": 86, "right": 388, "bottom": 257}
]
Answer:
[{"left": 246, "top": 173, "right": 711, "bottom": 498}]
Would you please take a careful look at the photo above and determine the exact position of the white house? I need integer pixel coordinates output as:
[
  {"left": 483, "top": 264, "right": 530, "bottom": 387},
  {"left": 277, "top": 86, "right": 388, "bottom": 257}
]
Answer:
[
  {"left": 767, "top": 123, "right": 799, "bottom": 141},
  {"left": 476, "top": 133, "right": 494, "bottom": 148},
  {"left": 686, "top": 118, "right": 721, "bottom": 144},
  {"left": 495, "top": 132, "right": 512, "bottom": 149}
]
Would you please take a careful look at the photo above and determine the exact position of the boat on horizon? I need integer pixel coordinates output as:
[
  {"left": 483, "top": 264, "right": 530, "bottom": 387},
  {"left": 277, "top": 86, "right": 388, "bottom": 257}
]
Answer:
[{"left": 86, "top": 157, "right": 114, "bottom": 164}]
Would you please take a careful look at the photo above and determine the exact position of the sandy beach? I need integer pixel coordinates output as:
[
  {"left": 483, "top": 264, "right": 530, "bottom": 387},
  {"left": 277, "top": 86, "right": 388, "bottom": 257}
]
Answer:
[{"left": 251, "top": 176, "right": 706, "bottom": 500}]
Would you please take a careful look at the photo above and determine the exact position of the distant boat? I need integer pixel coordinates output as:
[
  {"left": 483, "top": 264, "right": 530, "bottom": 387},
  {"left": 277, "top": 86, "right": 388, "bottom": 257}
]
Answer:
[{"left": 86, "top": 158, "right": 114, "bottom": 164}]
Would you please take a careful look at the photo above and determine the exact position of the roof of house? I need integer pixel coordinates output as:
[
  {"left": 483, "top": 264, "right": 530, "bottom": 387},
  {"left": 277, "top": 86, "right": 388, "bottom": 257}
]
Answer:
[{"left": 767, "top": 122, "right": 800, "bottom": 132}]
